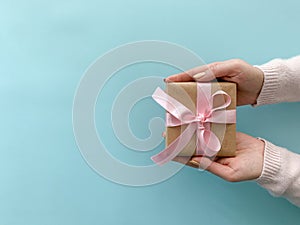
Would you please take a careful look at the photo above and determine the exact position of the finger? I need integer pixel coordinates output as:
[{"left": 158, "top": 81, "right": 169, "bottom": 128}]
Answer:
[
  {"left": 191, "top": 157, "right": 234, "bottom": 181},
  {"left": 162, "top": 131, "right": 166, "bottom": 138},
  {"left": 173, "top": 155, "right": 217, "bottom": 169},
  {"left": 193, "top": 61, "right": 240, "bottom": 82},
  {"left": 216, "top": 157, "right": 234, "bottom": 165},
  {"left": 166, "top": 60, "right": 242, "bottom": 83},
  {"left": 172, "top": 156, "right": 196, "bottom": 168},
  {"left": 165, "top": 72, "right": 194, "bottom": 82},
  {"left": 165, "top": 65, "right": 209, "bottom": 82}
]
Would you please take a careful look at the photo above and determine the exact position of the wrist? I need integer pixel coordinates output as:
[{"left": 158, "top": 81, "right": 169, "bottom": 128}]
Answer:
[
  {"left": 254, "top": 138, "right": 265, "bottom": 179},
  {"left": 252, "top": 62, "right": 280, "bottom": 106},
  {"left": 251, "top": 66, "right": 264, "bottom": 105},
  {"left": 255, "top": 139, "right": 281, "bottom": 184}
]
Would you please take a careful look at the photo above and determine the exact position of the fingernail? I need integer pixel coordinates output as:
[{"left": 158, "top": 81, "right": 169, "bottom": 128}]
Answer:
[
  {"left": 189, "top": 160, "right": 200, "bottom": 167},
  {"left": 193, "top": 72, "right": 206, "bottom": 80},
  {"left": 163, "top": 78, "right": 166, "bottom": 82}
]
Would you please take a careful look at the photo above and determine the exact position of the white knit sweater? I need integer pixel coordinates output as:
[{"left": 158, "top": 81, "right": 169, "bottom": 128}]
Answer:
[{"left": 255, "top": 56, "right": 300, "bottom": 207}]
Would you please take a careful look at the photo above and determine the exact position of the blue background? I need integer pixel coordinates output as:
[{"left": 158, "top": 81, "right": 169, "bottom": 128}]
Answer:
[{"left": 1, "top": 0, "right": 300, "bottom": 224}]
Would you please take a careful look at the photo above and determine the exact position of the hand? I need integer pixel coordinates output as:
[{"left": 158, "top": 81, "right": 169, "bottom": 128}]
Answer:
[
  {"left": 165, "top": 59, "right": 264, "bottom": 106},
  {"left": 173, "top": 132, "right": 265, "bottom": 182}
]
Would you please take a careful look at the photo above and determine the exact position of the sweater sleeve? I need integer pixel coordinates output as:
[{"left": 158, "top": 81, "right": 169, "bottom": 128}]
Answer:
[
  {"left": 256, "top": 140, "right": 300, "bottom": 207},
  {"left": 254, "top": 56, "right": 300, "bottom": 206},
  {"left": 254, "top": 55, "right": 300, "bottom": 106}
]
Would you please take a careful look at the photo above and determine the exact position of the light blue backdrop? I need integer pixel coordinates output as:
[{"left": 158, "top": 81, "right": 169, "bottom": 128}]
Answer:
[{"left": 1, "top": 0, "right": 300, "bottom": 224}]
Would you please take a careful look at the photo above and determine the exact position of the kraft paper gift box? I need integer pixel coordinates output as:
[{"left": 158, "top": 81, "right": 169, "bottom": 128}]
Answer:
[{"left": 164, "top": 82, "right": 236, "bottom": 157}]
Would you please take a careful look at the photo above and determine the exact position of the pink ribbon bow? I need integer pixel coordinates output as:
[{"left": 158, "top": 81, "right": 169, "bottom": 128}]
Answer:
[{"left": 151, "top": 83, "right": 236, "bottom": 165}]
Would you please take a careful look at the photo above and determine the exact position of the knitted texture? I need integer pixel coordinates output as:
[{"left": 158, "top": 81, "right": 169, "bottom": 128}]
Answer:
[{"left": 255, "top": 56, "right": 300, "bottom": 206}]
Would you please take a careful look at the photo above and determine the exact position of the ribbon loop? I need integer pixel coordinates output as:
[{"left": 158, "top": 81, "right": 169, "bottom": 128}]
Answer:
[{"left": 151, "top": 83, "right": 236, "bottom": 165}]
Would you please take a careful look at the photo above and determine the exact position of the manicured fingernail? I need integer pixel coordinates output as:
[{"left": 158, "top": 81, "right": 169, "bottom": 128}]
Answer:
[
  {"left": 193, "top": 72, "right": 206, "bottom": 80},
  {"left": 189, "top": 160, "right": 200, "bottom": 167},
  {"left": 163, "top": 78, "right": 166, "bottom": 82}
]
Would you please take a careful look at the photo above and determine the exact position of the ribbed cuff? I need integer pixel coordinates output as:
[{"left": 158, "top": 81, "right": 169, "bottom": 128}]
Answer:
[
  {"left": 256, "top": 139, "right": 281, "bottom": 185},
  {"left": 253, "top": 64, "right": 280, "bottom": 106}
]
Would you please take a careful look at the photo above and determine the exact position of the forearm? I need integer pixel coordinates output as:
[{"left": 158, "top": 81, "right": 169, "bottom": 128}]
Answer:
[
  {"left": 256, "top": 140, "right": 300, "bottom": 207},
  {"left": 255, "top": 56, "right": 300, "bottom": 106}
]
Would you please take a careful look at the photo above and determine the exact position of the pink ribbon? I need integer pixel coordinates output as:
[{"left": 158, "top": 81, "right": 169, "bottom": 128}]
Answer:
[{"left": 151, "top": 83, "right": 236, "bottom": 165}]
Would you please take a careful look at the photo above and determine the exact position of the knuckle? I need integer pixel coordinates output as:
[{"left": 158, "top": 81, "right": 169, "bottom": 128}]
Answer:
[
  {"left": 231, "top": 59, "right": 245, "bottom": 68},
  {"left": 208, "top": 62, "right": 220, "bottom": 74},
  {"left": 225, "top": 174, "right": 238, "bottom": 182}
]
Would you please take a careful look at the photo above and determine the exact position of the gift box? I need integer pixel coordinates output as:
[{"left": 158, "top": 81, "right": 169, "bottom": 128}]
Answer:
[{"left": 151, "top": 82, "right": 236, "bottom": 165}]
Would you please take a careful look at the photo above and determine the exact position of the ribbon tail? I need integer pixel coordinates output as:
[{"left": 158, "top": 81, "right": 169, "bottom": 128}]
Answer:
[
  {"left": 151, "top": 123, "right": 197, "bottom": 166},
  {"left": 166, "top": 112, "right": 184, "bottom": 127},
  {"left": 197, "top": 129, "right": 221, "bottom": 157}
]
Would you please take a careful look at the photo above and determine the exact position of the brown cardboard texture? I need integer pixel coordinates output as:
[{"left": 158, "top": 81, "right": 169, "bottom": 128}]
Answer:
[{"left": 165, "top": 82, "right": 236, "bottom": 157}]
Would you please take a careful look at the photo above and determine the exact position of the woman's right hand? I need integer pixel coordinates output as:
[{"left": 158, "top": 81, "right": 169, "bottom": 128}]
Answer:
[
  {"left": 165, "top": 59, "right": 264, "bottom": 106},
  {"left": 173, "top": 132, "right": 265, "bottom": 182}
]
